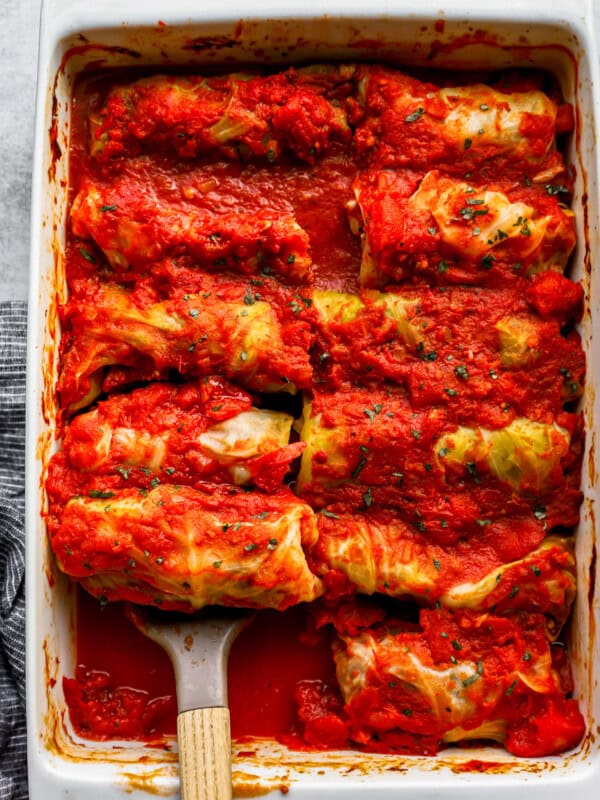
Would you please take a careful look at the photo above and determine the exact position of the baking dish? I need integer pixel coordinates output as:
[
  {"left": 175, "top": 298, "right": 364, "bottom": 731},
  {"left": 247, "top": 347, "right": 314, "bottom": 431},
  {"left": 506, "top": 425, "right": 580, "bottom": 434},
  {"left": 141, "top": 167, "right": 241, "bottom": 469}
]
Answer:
[{"left": 25, "top": 0, "right": 600, "bottom": 797}]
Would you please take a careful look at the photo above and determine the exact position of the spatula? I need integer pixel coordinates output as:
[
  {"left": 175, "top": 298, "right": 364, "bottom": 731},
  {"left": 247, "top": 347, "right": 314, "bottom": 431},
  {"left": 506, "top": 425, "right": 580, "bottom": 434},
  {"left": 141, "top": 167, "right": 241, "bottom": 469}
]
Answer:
[{"left": 128, "top": 606, "right": 251, "bottom": 800}]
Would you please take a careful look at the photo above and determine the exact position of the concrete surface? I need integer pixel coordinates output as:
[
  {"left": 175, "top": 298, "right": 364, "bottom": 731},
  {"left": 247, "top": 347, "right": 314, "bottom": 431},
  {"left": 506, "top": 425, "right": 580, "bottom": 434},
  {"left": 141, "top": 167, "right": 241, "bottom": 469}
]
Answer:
[{"left": 0, "top": 0, "right": 41, "bottom": 301}]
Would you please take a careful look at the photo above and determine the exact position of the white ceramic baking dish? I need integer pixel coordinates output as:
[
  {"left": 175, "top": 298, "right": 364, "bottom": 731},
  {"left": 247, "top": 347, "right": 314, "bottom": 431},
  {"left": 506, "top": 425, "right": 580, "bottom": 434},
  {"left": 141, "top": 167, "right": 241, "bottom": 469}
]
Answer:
[{"left": 26, "top": 0, "right": 600, "bottom": 797}]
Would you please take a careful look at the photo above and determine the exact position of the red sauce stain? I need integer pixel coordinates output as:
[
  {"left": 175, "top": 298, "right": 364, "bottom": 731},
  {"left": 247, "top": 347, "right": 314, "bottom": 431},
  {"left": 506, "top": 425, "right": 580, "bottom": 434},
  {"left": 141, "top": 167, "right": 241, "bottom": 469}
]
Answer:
[{"left": 451, "top": 759, "right": 504, "bottom": 773}]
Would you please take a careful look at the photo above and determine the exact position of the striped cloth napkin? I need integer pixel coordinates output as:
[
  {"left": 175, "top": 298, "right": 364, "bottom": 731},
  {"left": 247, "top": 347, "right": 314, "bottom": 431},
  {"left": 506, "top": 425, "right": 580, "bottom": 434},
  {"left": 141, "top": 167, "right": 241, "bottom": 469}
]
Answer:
[{"left": 0, "top": 302, "right": 28, "bottom": 800}]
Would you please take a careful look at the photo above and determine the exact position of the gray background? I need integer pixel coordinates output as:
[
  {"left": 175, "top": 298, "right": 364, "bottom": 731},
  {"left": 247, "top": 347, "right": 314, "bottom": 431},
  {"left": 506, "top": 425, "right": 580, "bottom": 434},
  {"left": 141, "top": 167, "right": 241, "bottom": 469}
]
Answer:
[{"left": 1, "top": 0, "right": 41, "bottom": 302}]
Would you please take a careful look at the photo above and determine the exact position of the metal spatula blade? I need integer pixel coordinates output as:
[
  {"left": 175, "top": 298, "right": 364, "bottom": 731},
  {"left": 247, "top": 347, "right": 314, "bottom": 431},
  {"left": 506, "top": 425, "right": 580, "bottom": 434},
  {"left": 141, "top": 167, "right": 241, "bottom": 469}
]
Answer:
[{"left": 127, "top": 606, "right": 252, "bottom": 800}]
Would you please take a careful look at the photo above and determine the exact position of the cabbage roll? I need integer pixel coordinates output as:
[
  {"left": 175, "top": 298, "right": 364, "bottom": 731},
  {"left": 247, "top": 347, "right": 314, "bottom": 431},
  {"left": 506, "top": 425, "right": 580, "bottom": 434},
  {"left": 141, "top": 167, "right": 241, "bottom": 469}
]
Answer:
[
  {"left": 354, "top": 65, "right": 572, "bottom": 179},
  {"left": 48, "top": 377, "right": 303, "bottom": 495},
  {"left": 71, "top": 175, "right": 312, "bottom": 282},
  {"left": 90, "top": 69, "right": 351, "bottom": 164},
  {"left": 350, "top": 169, "right": 575, "bottom": 288},
  {"left": 315, "top": 508, "right": 575, "bottom": 628},
  {"left": 297, "top": 388, "right": 582, "bottom": 527},
  {"left": 49, "top": 485, "right": 322, "bottom": 612},
  {"left": 58, "top": 280, "right": 313, "bottom": 413},
  {"left": 326, "top": 604, "right": 585, "bottom": 757},
  {"left": 311, "top": 285, "right": 584, "bottom": 417}
]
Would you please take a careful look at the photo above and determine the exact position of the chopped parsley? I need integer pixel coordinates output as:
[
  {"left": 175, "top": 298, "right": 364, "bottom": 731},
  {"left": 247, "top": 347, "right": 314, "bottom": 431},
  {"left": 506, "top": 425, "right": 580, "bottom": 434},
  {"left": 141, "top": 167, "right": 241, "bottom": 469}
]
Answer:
[
  {"left": 454, "top": 365, "right": 469, "bottom": 380},
  {"left": 78, "top": 247, "right": 97, "bottom": 263},
  {"left": 464, "top": 137, "right": 472, "bottom": 150},
  {"left": 465, "top": 461, "right": 480, "bottom": 483},
  {"left": 362, "top": 488, "right": 373, "bottom": 508},
  {"left": 392, "top": 472, "right": 404, "bottom": 486},
  {"left": 433, "top": 558, "right": 441, "bottom": 572},
  {"left": 505, "top": 678, "right": 518, "bottom": 697},
  {"left": 321, "top": 510, "right": 340, "bottom": 520},
  {"left": 352, "top": 457, "right": 368, "bottom": 479},
  {"left": 405, "top": 107, "right": 425, "bottom": 123},
  {"left": 100, "top": 204, "right": 117, "bottom": 212},
  {"left": 88, "top": 489, "right": 115, "bottom": 499},
  {"left": 364, "top": 404, "right": 382, "bottom": 422}
]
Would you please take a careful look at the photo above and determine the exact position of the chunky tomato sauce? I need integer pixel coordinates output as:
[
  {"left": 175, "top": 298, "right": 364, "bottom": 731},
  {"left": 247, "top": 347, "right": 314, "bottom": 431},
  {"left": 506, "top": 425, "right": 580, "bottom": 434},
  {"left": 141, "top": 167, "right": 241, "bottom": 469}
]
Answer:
[{"left": 54, "top": 64, "right": 586, "bottom": 757}]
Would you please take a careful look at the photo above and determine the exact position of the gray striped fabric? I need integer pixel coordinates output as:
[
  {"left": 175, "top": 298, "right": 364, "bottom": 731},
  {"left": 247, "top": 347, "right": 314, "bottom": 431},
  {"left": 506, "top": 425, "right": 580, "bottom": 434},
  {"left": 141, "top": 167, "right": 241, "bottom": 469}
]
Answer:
[{"left": 0, "top": 302, "right": 28, "bottom": 799}]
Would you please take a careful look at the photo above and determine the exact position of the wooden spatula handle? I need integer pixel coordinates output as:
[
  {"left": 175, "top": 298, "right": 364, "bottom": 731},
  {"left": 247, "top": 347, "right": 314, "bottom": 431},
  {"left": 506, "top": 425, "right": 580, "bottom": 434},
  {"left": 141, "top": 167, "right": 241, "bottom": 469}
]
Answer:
[{"left": 177, "top": 707, "right": 232, "bottom": 800}]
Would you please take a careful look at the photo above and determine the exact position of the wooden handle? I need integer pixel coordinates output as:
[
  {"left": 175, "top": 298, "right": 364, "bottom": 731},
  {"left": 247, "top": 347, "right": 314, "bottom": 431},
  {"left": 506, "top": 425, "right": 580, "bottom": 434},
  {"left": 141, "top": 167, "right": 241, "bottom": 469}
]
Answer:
[{"left": 177, "top": 707, "right": 232, "bottom": 800}]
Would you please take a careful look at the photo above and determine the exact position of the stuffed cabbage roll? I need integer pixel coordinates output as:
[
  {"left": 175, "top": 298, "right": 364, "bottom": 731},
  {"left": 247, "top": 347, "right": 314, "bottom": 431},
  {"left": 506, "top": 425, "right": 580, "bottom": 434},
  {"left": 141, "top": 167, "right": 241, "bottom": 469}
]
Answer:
[
  {"left": 354, "top": 65, "right": 572, "bottom": 179},
  {"left": 314, "top": 508, "right": 575, "bottom": 628},
  {"left": 350, "top": 170, "right": 575, "bottom": 288},
  {"left": 71, "top": 176, "right": 312, "bottom": 282},
  {"left": 49, "top": 484, "right": 322, "bottom": 612},
  {"left": 297, "top": 388, "right": 582, "bottom": 527},
  {"left": 57, "top": 280, "right": 313, "bottom": 413},
  {"left": 48, "top": 377, "right": 303, "bottom": 495},
  {"left": 90, "top": 69, "right": 351, "bottom": 164},
  {"left": 311, "top": 286, "right": 585, "bottom": 420},
  {"left": 321, "top": 604, "right": 585, "bottom": 757}
]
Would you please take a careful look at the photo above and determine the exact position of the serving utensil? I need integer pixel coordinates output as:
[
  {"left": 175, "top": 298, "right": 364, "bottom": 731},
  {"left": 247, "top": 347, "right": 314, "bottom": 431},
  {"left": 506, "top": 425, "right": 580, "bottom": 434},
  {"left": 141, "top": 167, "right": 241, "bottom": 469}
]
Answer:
[{"left": 128, "top": 606, "right": 251, "bottom": 800}]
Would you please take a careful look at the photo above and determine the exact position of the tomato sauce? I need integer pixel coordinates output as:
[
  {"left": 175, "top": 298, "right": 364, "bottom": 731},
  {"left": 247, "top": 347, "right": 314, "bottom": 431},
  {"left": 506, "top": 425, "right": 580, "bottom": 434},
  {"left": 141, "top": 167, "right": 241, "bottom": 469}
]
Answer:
[
  {"left": 67, "top": 587, "right": 336, "bottom": 744},
  {"left": 58, "top": 64, "right": 585, "bottom": 756}
]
